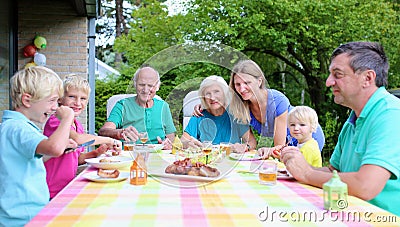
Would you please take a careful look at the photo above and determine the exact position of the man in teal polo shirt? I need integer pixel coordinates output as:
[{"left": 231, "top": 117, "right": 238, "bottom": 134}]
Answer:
[
  {"left": 99, "top": 66, "right": 176, "bottom": 148},
  {"left": 280, "top": 42, "right": 400, "bottom": 216}
]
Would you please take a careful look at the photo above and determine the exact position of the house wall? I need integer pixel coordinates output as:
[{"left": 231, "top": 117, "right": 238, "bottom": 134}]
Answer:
[
  {"left": 0, "top": 0, "right": 11, "bottom": 121},
  {"left": 17, "top": 0, "right": 89, "bottom": 129}
]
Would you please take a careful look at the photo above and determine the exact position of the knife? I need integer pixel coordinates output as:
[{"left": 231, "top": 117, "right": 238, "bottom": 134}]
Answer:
[{"left": 64, "top": 139, "right": 95, "bottom": 153}]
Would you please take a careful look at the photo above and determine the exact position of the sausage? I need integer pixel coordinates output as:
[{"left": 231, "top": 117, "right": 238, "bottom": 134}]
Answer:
[
  {"left": 97, "top": 169, "right": 120, "bottom": 178},
  {"left": 199, "top": 166, "right": 220, "bottom": 177},
  {"left": 165, "top": 158, "right": 220, "bottom": 178}
]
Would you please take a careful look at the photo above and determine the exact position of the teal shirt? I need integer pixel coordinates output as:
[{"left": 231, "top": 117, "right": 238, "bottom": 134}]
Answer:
[
  {"left": 107, "top": 97, "right": 176, "bottom": 144},
  {"left": 330, "top": 87, "right": 400, "bottom": 216},
  {"left": 184, "top": 109, "right": 250, "bottom": 144}
]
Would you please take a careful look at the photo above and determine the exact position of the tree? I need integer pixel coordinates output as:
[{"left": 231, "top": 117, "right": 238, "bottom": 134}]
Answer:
[
  {"left": 96, "top": 0, "right": 167, "bottom": 66},
  {"left": 186, "top": 0, "right": 400, "bottom": 112},
  {"left": 107, "top": 0, "right": 400, "bottom": 156},
  {"left": 115, "top": 0, "right": 400, "bottom": 105},
  {"left": 96, "top": 0, "right": 135, "bottom": 66}
]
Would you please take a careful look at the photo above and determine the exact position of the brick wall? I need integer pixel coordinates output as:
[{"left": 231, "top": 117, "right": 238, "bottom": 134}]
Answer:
[
  {"left": 0, "top": 1, "right": 11, "bottom": 121},
  {"left": 17, "top": 0, "right": 89, "bottom": 129}
]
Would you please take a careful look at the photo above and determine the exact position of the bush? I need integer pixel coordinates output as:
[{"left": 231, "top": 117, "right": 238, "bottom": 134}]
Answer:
[{"left": 321, "top": 111, "right": 344, "bottom": 165}]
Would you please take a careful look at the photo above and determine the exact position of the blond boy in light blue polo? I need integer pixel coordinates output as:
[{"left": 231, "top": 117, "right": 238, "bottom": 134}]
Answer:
[{"left": 0, "top": 66, "right": 75, "bottom": 226}]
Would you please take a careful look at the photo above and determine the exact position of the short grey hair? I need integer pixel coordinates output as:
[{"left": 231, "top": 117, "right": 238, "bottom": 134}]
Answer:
[
  {"left": 132, "top": 65, "right": 161, "bottom": 87},
  {"left": 198, "top": 75, "right": 231, "bottom": 109},
  {"left": 330, "top": 41, "right": 389, "bottom": 87}
]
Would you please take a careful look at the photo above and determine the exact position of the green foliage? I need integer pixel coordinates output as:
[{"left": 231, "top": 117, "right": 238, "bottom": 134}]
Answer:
[
  {"left": 94, "top": 77, "right": 131, "bottom": 132},
  {"left": 321, "top": 111, "right": 345, "bottom": 163}
]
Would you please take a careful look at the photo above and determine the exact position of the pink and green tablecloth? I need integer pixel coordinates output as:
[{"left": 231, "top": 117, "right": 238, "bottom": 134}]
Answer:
[{"left": 27, "top": 153, "right": 399, "bottom": 227}]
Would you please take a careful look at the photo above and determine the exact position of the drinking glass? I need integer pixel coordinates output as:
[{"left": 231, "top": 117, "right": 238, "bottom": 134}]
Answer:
[
  {"left": 220, "top": 142, "right": 232, "bottom": 157},
  {"left": 139, "top": 132, "right": 148, "bottom": 146},
  {"left": 123, "top": 140, "right": 135, "bottom": 151},
  {"left": 202, "top": 141, "right": 212, "bottom": 164},
  {"left": 258, "top": 160, "right": 278, "bottom": 186}
]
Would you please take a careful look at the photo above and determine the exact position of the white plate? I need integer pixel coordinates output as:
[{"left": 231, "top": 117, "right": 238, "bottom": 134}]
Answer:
[
  {"left": 149, "top": 171, "right": 223, "bottom": 182},
  {"left": 134, "top": 144, "right": 164, "bottom": 152},
  {"left": 229, "top": 152, "right": 261, "bottom": 161},
  {"left": 85, "top": 156, "right": 132, "bottom": 170},
  {"left": 239, "top": 170, "right": 295, "bottom": 180},
  {"left": 277, "top": 174, "right": 295, "bottom": 180},
  {"left": 246, "top": 161, "right": 295, "bottom": 180},
  {"left": 82, "top": 171, "right": 129, "bottom": 183}
]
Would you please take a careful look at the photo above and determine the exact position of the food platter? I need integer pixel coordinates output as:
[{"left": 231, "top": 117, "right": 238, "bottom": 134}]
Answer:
[
  {"left": 148, "top": 171, "right": 224, "bottom": 182},
  {"left": 147, "top": 155, "right": 233, "bottom": 182},
  {"left": 85, "top": 156, "right": 132, "bottom": 170},
  {"left": 82, "top": 171, "right": 129, "bottom": 183}
]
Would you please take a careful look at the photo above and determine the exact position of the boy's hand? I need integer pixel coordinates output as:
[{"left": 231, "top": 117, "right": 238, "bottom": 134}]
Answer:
[
  {"left": 64, "top": 139, "right": 79, "bottom": 154},
  {"left": 94, "top": 144, "right": 109, "bottom": 157},
  {"left": 55, "top": 106, "right": 74, "bottom": 122},
  {"left": 108, "top": 139, "right": 122, "bottom": 155}
]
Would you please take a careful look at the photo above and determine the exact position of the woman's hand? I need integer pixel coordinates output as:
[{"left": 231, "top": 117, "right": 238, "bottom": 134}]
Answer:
[
  {"left": 193, "top": 104, "right": 203, "bottom": 117},
  {"left": 231, "top": 143, "right": 247, "bottom": 153},
  {"left": 257, "top": 147, "right": 272, "bottom": 159},
  {"left": 183, "top": 138, "right": 202, "bottom": 149},
  {"left": 157, "top": 136, "right": 172, "bottom": 150}
]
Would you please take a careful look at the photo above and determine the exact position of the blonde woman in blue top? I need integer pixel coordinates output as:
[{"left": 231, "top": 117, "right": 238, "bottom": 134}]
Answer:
[
  {"left": 228, "top": 60, "right": 325, "bottom": 155},
  {"left": 194, "top": 60, "right": 325, "bottom": 153},
  {"left": 281, "top": 41, "right": 400, "bottom": 216},
  {"left": 0, "top": 66, "right": 76, "bottom": 226}
]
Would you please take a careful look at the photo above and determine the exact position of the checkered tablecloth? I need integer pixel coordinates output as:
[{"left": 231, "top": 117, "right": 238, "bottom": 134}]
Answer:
[{"left": 27, "top": 153, "right": 399, "bottom": 227}]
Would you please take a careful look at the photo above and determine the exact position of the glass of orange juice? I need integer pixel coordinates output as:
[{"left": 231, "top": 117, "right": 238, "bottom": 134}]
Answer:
[
  {"left": 258, "top": 160, "right": 277, "bottom": 186},
  {"left": 219, "top": 142, "right": 231, "bottom": 157},
  {"left": 124, "top": 140, "right": 135, "bottom": 151},
  {"left": 138, "top": 132, "right": 148, "bottom": 146},
  {"left": 202, "top": 141, "right": 212, "bottom": 164}
]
